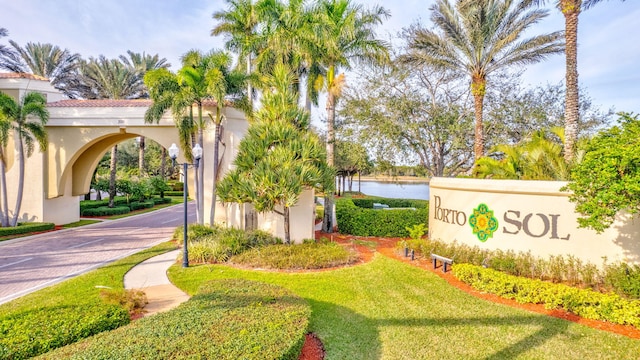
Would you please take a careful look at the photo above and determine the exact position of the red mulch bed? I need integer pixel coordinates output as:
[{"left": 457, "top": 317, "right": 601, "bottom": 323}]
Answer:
[{"left": 298, "top": 232, "right": 640, "bottom": 359}]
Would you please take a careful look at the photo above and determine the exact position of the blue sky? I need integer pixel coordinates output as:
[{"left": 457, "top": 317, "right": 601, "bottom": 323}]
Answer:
[{"left": 2, "top": 0, "right": 638, "bottom": 118}]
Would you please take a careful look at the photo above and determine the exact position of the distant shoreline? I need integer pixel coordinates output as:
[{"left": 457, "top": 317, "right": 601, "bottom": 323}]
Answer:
[{"left": 357, "top": 176, "right": 430, "bottom": 184}]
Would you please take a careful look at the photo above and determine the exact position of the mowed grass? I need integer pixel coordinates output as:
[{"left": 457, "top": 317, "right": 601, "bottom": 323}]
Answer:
[{"left": 169, "top": 254, "right": 640, "bottom": 359}]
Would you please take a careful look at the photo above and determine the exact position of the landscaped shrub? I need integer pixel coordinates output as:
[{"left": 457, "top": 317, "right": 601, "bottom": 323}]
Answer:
[
  {"left": 164, "top": 190, "right": 184, "bottom": 197},
  {"left": 152, "top": 196, "right": 172, "bottom": 205},
  {"left": 336, "top": 197, "right": 428, "bottom": 237},
  {"left": 231, "top": 242, "right": 359, "bottom": 270},
  {"left": 82, "top": 206, "right": 130, "bottom": 217},
  {"left": 174, "top": 225, "right": 282, "bottom": 264},
  {"left": 0, "top": 222, "right": 55, "bottom": 237},
  {"left": 168, "top": 181, "right": 183, "bottom": 191},
  {"left": 38, "top": 280, "right": 310, "bottom": 360},
  {"left": 127, "top": 200, "right": 154, "bottom": 211},
  {"left": 399, "top": 237, "right": 640, "bottom": 299},
  {"left": 453, "top": 264, "right": 640, "bottom": 328},
  {"left": 604, "top": 262, "right": 640, "bottom": 299},
  {"left": 80, "top": 197, "right": 129, "bottom": 215}
]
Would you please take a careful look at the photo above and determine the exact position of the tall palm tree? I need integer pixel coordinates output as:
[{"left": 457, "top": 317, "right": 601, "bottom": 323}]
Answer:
[
  {"left": 76, "top": 56, "right": 146, "bottom": 207},
  {"left": 145, "top": 50, "right": 245, "bottom": 224},
  {"left": 119, "top": 50, "right": 170, "bottom": 175},
  {"left": 77, "top": 55, "right": 144, "bottom": 99},
  {"left": 403, "top": 0, "right": 564, "bottom": 162},
  {"left": 0, "top": 41, "right": 80, "bottom": 98},
  {"left": 0, "top": 28, "right": 18, "bottom": 64},
  {"left": 0, "top": 92, "right": 48, "bottom": 227},
  {"left": 312, "top": 0, "right": 390, "bottom": 233},
  {"left": 212, "top": 0, "right": 262, "bottom": 109},
  {"left": 530, "top": 0, "right": 626, "bottom": 161}
]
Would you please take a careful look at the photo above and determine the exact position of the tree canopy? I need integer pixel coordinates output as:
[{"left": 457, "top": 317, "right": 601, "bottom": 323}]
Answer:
[{"left": 564, "top": 113, "right": 640, "bottom": 232}]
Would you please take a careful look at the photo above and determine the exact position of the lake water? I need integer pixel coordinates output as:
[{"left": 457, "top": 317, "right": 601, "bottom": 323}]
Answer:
[{"left": 351, "top": 180, "right": 430, "bottom": 200}]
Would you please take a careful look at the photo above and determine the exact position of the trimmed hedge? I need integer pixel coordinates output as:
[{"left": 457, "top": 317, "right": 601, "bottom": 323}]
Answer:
[
  {"left": 81, "top": 206, "right": 130, "bottom": 217},
  {"left": 164, "top": 191, "right": 184, "bottom": 197},
  {"left": 231, "top": 242, "right": 359, "bottom": 270},
  {"left": 128, "top": 200, "right": 155, "bottom": 211},
  {"left": 79, "top": 197, "right": 129, "bottom": 213},
  {"left": 453, "top": 264, "right": 640, "bottom": 328},
  {"left": 39, "top": 279, "right": 310, "bottom": 360},
  {"left": 336, "top": 197, "right": 428, "bottom": 237},
  {"left": 0, "top": 222, "right": 55, "bottom": 237},
  {"left": 152, "top": 197, "right": 172, "bottom": 205}
]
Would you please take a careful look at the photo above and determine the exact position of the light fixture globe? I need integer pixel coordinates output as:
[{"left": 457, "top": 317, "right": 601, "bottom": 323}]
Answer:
[
  {"left": 168, "top": 143, "right": 179, "bottom": 160},
  {"left": 192, "top": 143, "right": 203, "bottom": 160}
]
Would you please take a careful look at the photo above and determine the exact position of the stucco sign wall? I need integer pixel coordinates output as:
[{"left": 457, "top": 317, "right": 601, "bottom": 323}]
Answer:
[{"left": 428, "top": 178, "right": 640, "bottom": 266}]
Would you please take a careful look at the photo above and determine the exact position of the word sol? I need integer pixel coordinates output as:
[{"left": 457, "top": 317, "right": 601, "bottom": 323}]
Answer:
[{"left": 503, "top": 211, "right": 570, "bottom": 240}]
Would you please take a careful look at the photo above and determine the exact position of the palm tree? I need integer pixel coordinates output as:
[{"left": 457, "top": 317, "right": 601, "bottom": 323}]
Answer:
[
  {"left": 530, "top": 0, "right": 626, "bottom": 161},
  {"left": 145, "top": 50, "right": 245, "bottom": 224},
  {"left": 118, "top": 51, "right": 170, "bottom": 175},
  {"left": 0, "top": 92, "right": 48, "bottom": 227},
  {"left": 312, "top": 0, "right": 390, "bottom": 233},
  {"left": 0, "top": 28, "right": 18, "bottom": 64},
  {"left": 76, "top": 56, "right": 146, "bottom": 207},
  {"left": 475, "top": 127, "right": 574, "bottom": 180},
  {"left": 77, "top": 55, "right": 144, "bottom": 99},
  {"left": 212, "top": 0, "right": 262, "bottom": 109},
  {"left": 403, "top": 0, "right": 564, "bottom": 162},
  {"left": 0, "top": 41, "right": 80, "bottom": 98}
]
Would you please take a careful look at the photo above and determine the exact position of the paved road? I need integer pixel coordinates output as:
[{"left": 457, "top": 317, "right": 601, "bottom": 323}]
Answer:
[{"left": 0, "top": 202, "right": 195, "bottom": 305}]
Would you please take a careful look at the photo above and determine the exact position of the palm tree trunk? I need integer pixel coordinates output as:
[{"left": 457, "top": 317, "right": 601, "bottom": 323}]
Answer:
[
  {"left": 284, "top": 205, "right": 290, "bottom": 245},
  {"left": 108, "top": 145, "right": 118, "bottom": 208},
  {"left": 563, "top": 7, "right": 580, "bottom": 162},
  {"left": 247, "top": 55, "right": 253, "bottom": 110},
  {"left": 211, "top": 118, "right": 222, "bottom": 224},
  {"left": 10, "top": 134, "right": 25, "bottom": 227},
  {"left": 161, "top": 147, "right": 166, "bottom": 180},
  {"left": 471, "top": 76, "right": 486, "bottom": 162},
  {"left": 0, "top": 148, "right": 9, "bottom": 227},
  {"left": 197, "top": 127, "right": 205, "bottom": 225},
  {"left": 322, "top": 90, "right": 336, "bottom": 233},
  {"left": 138, "top": 136, "right": 145, "bottom": 175}
]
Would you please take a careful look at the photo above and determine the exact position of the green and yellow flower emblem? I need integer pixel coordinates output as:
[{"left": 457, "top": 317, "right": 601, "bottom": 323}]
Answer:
[{"left": 469, "top": 204, "right": 498, "bottom": 242}]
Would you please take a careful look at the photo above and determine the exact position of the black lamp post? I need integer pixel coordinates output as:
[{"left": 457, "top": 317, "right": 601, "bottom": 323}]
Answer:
[{"left": 168, "top": 142, "right": 202, "bottom": 268}]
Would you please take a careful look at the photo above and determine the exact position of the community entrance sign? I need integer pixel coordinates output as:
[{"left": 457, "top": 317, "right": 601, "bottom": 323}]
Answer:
[{"left": 429, "top": 177, "right": 640, "bottom": 266}]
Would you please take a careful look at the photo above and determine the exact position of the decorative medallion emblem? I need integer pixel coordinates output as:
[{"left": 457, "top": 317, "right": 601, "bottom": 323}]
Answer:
[{"left": 469, "top": 204, "right": 499, "bottom": 242}]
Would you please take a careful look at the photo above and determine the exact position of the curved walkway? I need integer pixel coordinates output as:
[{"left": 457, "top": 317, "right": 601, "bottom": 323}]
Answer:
[{"left": 124, "top": 249, "right": 189, "bottom": 316}]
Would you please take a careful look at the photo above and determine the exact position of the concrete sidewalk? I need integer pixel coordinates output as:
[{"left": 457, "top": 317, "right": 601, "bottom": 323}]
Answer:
[{"left": 124, "top": 249, "right": 190, "bottom": 317}]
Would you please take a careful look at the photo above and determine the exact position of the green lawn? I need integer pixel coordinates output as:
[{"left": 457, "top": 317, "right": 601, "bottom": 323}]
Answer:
[{"left": 169, "top": 254, "right": 640, "bottom": 359}]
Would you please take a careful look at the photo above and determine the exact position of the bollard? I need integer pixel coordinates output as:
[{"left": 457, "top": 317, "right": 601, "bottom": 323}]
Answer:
[
  {"left": 404, "top": 247, "right": 408, "bottom": 257},
  {"left": 411, "top": 249, "right": 415, "bottom": 261}
]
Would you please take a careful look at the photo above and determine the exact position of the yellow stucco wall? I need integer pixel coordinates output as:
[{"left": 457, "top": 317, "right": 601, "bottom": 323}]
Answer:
[{"left": 429, "top": 177, "right": 640, "bottom": 266}]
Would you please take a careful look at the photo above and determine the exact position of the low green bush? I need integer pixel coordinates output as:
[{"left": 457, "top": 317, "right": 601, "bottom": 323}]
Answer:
[
  {"left": 336, "top": 197, "right": 428, "bottom": 237},
  {"left": 174, "top": 225, "right": 282, "bottom": 264},
  {"left": 38, "top": 279, "right": 310, "bottom": 360},
  {"left": 167, "top": 181, "right": 183, "bottom": 191},
  {"left": 127, "top": 200, "right": 154, "bottom": 211},
  {"left": 400, "top": 237, "right": 640, "bottom": 299},
  {"left": 152, "top": 197, "right": 172, "bottom": 205},
  {"left": 231, "top": 241, "right": 358, "bottom": 269},
  {"left": 0, "top": 222, "right": 55, "bottom": 237},
  {"left": 604, "top": 262, "right": 640, "bottom": 299},
  {"left": 164, "top": 191, "right": 184, "bottom": 197},
  {"left": 82, "top": 206, "right": 130, "bottom": 217},
  {"left": 80, "top": 197, "right": 129, "bottom": 213},
  {"left": 453, "top": 264, "right": 640, "bottom": 328}
]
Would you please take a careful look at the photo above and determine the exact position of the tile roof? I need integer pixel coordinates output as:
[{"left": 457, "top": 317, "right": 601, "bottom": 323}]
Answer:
[
  {"left": 47, "top": 99, "right": 153, "bottom": 107},
  {"left": 0, "top": 72, "right": 49, "bottom": 81}
]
